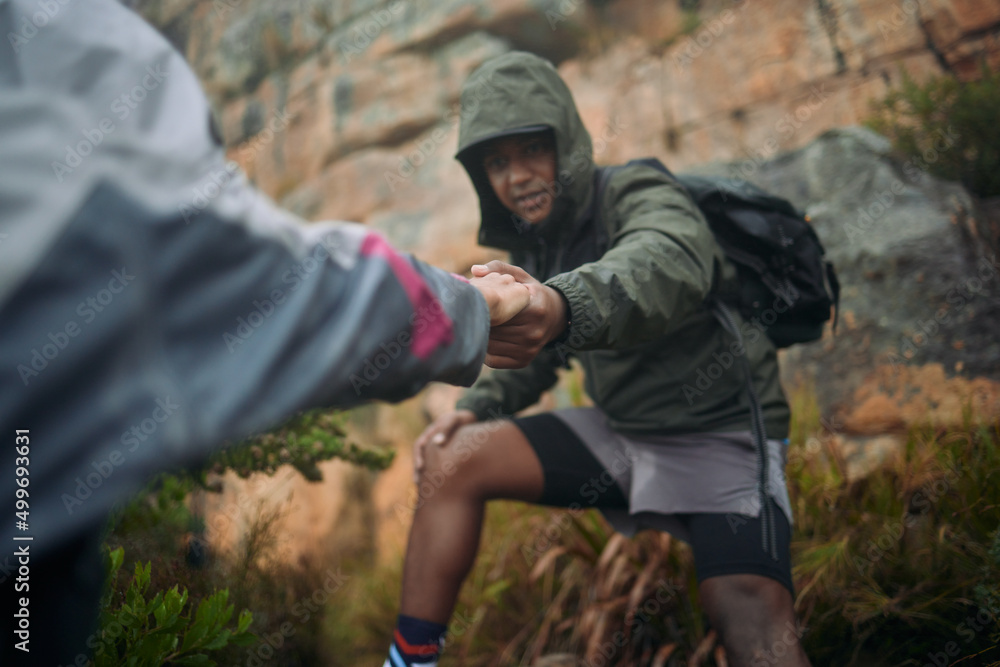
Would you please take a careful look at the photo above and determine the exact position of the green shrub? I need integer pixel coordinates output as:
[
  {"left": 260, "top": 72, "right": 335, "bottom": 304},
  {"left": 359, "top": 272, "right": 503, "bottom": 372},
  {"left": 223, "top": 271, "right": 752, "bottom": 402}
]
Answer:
[
  {"left": 101, "top": 407, "right": 392, "bottom": 665},
  {"left": 202, "top": 408, "right": 394, "bottom": 483},
  {"left": 93, "top": 547, "right": 254, "bottom": 667},
  {"left": 866, "top": 63, "right": 1000, "bottom": 198}
]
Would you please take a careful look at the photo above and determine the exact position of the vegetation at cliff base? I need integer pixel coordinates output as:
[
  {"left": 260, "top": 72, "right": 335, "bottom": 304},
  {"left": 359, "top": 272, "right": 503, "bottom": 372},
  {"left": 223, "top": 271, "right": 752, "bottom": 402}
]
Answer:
[{"left": 866, "top": 62, "right": 1000, "bottom": 198}]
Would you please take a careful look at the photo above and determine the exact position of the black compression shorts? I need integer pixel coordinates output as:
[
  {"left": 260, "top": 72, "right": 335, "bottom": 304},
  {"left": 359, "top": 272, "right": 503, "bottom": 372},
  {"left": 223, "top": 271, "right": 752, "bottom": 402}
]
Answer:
[{"left": 513, "top": 412, "right": 795, "bottom": 596}]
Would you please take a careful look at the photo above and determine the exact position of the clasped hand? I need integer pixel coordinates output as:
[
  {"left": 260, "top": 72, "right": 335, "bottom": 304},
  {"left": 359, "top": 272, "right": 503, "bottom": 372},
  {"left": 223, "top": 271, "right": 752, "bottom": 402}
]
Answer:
[{"left": 469, "top": 260, "right": 567, "bottom": 369}]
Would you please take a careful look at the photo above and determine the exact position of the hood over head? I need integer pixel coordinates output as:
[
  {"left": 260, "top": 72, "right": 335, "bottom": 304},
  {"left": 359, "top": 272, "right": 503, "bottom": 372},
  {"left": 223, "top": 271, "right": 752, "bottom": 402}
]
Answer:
[{"left": 455, "top": 51, "right": 595, "bottom": 251}]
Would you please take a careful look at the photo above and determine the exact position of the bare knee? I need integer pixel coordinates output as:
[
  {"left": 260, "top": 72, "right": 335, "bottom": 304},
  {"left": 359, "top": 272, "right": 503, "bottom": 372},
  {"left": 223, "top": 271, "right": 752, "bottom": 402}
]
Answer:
[
  {"left": 700, "top": 576, "right": 791, "bottom": 645},
  {"left": 702, "top": 573, "right": 791, "bottom": 609},
  {"left": 418, "top": 421, "right": 543, "bottom": 504},
  {"left": 419, "top": 423, "right": 497, "bottom": 500}
]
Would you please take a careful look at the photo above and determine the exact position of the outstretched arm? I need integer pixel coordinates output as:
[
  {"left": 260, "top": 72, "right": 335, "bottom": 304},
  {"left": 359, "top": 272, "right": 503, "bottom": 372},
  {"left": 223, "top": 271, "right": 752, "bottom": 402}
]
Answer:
[{"left": 0, "top": 0, "right": 518, "bottom": 560}]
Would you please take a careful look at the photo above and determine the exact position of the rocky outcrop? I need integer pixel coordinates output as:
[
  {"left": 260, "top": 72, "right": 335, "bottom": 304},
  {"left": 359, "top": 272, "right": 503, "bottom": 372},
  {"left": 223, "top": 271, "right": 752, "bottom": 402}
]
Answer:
[
  {"left": 129, "top": 0, "right": 1000, "bottom": 566},
  {"left": 684, "top": 125, "right": 1000, "bottom": 432}
]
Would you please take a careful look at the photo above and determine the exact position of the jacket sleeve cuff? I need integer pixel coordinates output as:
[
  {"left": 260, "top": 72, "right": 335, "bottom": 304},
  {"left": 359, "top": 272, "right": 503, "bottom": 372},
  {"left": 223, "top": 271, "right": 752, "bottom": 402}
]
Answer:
[{"left": 544, "top": 276, "right": 591, "bottom": 350}]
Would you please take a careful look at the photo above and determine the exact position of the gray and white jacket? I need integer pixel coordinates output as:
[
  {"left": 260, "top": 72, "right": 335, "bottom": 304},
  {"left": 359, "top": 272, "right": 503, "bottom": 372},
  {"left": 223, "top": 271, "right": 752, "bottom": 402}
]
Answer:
[{"left": 0, "top": 0, "right": 489, "bottom": 556}]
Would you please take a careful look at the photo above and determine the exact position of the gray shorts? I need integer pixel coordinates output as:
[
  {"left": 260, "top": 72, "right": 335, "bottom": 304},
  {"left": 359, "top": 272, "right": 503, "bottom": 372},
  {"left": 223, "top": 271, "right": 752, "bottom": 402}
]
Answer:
[{"left": 519, "top": 406, "right": 793, "bottom": 545}]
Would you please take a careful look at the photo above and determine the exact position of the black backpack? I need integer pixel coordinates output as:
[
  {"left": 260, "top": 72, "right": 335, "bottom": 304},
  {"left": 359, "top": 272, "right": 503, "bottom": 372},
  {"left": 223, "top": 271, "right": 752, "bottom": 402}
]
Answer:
[
  {"left": 595, "top": 158, "right": 840, "bottom": 561},
  {"left": 596, "top": 158, "right": 840, "bottom": 348}
]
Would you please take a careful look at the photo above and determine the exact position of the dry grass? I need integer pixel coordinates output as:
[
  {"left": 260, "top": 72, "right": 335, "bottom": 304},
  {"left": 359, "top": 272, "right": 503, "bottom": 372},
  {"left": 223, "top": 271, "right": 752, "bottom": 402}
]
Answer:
[
  {"left": 318, "top": 384, "right": 1000, "bottom": 666},
  {"left": 105, "top": 384, "right": 1000, "bottom": 666}
]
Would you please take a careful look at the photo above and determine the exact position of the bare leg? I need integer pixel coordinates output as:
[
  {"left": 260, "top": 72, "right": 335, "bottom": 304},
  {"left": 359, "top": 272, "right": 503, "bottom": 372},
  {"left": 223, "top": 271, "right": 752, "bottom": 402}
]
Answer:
[
  {"left": 399, "top": 421, "right": 544, "bottom": 624},
  {"left": 699, "top": 574, "right": 812, "bottom": 667}
]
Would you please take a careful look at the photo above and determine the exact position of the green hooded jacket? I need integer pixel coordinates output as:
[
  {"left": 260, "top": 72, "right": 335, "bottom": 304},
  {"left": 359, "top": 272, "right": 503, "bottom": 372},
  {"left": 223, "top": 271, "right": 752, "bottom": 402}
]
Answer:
[{"left": 454, "top": 51, "right": 790, "bottom": 439}]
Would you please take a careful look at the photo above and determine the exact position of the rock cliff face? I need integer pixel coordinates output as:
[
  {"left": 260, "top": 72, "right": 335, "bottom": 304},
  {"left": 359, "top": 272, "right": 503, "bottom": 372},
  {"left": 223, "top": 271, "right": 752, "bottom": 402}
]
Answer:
[
  {"left": 134, "top": 0, "right": 1000, "bottom": 271},
  {"left": 130, "top": 0, "right": 1000, "bottom": 564}
]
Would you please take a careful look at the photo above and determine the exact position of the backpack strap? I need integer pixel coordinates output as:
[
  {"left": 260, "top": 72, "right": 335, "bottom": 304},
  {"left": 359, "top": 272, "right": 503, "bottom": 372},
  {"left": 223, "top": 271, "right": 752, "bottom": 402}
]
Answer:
[
  {"left": 595, "top": 161, "right": 780, "bottom": 561},
  {"left": 710, "top": 301, "right": 779, "bottom": 562},
  {"left": 827, "top": 261, "right": 841, "bottom": 333}
]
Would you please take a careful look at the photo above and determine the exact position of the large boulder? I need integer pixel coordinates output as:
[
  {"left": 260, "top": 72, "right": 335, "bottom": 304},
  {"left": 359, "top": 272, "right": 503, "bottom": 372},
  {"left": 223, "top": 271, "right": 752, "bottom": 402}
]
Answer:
[{"left": 685, "top": 126, "right": 1000, "bottom": 433}]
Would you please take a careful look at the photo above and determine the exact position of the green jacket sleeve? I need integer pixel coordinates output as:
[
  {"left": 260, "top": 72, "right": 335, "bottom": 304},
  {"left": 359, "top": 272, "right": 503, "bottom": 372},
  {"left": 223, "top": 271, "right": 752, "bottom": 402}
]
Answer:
[
  {"left": 454, "top": 347, "right": 563, "bottom": 421},
  {"left": 545, "top": 166, "right": 721, "bottom": 351}
]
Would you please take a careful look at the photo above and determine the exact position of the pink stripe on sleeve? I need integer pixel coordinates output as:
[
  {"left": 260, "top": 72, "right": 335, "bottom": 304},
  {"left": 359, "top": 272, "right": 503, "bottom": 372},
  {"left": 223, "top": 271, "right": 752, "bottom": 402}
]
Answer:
[{"left": 360, "top": 232, "right": 454, "bottom": 359}]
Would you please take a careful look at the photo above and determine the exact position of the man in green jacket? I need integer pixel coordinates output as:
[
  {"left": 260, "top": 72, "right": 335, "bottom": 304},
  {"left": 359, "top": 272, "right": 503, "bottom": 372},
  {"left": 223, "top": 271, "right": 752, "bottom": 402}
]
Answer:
[{"left": 383, "top": 51, "right": 811, "bottom": 667}]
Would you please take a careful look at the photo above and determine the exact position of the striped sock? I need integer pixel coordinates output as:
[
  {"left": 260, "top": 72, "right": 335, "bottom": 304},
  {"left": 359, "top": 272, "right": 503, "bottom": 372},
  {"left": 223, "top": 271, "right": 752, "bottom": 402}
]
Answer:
[{"left": 382, "top": 614, "right": 446, "bottom": 667}]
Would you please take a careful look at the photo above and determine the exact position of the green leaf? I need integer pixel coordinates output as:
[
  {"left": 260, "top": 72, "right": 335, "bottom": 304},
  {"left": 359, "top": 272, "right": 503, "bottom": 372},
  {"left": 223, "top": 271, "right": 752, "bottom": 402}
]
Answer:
[
  {"left": 201, "top": 629, "right": 231, "bottom": 651},
  {"left": 151, "top": 593, "right": 167, "bottom": 626},
  {"left": 132, "top": 632, "right": 174, "bottom": 665},
  {"left": 182, "top": 591, "right": 230, "bottom": 652},
  {"left": 236, "top": 609, "right": 253, "bottom": 634},
  {"left": 108, "top": 547, "right": 125, "bottom": 575},
  {"left": 150, "top": 614, "right": 184, "bottom": 635},
  {"left": 483, "top": 578, "right": 512, "bottom": 602}
]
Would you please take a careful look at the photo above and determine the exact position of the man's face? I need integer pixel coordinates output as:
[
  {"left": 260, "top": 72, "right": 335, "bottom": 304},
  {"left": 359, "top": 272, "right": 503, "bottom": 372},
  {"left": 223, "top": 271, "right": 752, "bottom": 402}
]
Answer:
[{"left": 481, "top": 131, "right": 557, "bottom": 224}]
